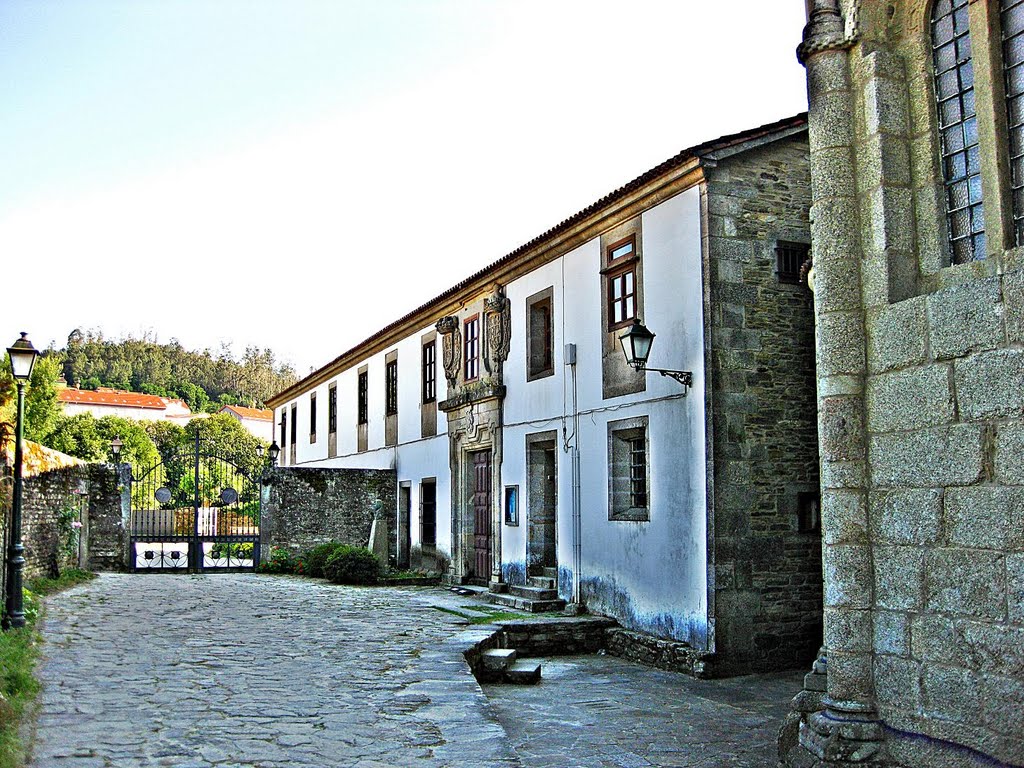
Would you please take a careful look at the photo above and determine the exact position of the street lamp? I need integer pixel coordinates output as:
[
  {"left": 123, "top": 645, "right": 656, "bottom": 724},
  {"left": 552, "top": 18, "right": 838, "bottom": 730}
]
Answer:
[
  {"left": 110, "top": 436, "right": 122, "bottom": 462},
  {"left": 4, "top": 333, "right": 39, "bottom": 629},
  {"left": 618, "top": 319, "right": 693, "bottom": 394},
  {"left": 267, "top": 441, "right": 281, "bottom": 466}
]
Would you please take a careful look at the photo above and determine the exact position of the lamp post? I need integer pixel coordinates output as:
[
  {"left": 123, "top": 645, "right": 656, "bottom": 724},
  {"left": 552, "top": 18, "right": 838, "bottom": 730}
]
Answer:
[
  {"left": 4, "top": 333, "right": 39, "bottom": 630},
  {"left": 110, "top": 435, "right": 122, "bottom": 462},
  {"left": 267, "top": 441, "right": 280, "bottom": 466},
  {"left": 618, "top": 319, "right": 693, "bottom": 393}
]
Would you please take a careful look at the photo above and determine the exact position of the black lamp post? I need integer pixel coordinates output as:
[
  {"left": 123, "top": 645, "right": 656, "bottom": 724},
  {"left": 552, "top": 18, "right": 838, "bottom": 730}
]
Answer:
[
  {"left": 619, "top": 319, "right": 693, "bottom": 393},
  {"left": 267, "top": 441, "right": 280, "bottom": 466},
  {"left": 5, "top": 333, "right": 39, "bottom": 630},
  {"left": 110, "top": 435, "right": 122, "bottom": 462}
]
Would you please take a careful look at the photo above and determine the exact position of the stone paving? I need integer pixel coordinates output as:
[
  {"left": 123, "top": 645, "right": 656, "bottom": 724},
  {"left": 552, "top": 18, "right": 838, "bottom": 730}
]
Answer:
[
  {"left": 31, "top": 573, "right": 518, "bottom": 767},
  {"left": 31, "top": 574, "right": 802, "bottom": 767},
  {"left": 482, "top": 656, "right": 801, "bottom": 768}
]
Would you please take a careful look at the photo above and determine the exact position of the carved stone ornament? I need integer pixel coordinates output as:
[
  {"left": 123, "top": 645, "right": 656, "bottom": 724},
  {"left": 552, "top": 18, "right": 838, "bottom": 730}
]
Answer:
[
  {"left": 484, "top": 287, "right": 511, "bottom": 377},
  {"left": 436, "top": 316, "right": 461, "bottom": 389}
]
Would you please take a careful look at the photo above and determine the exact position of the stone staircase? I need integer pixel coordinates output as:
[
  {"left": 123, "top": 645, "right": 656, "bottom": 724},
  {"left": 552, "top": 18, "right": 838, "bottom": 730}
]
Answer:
[
  {"left": 478, "top": 647, "right": 542, "bottom": 684},
  {"left": 488, "top": 569, "right": 566, "bottom": 613}
]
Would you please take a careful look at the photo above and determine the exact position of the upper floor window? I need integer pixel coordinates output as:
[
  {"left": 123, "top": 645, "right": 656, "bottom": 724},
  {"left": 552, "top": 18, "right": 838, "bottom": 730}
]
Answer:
[
  {"left": 422, "top": 340, "right": 436, "bottom": 403},
  {"left": 357, "top": 371, "right": 368, "bottom": 425},
  {"left": 932, "top": 0, "right": 986, "bottom": 263},
  {"left": 526, "top": 287, "right": 554, "bottom": 381},
  {"left": 328, "top": 383, "right": 337, "bottom": 434},
  {"left": 279, "top": 410, "right": 287, "bottom": 451},
  {"left": 309, "top": 392, "right": 317, "bottom": 442},
  {"left": 464, "top": 315, "right": 480, "bottom": 381},
  {"left": 385, "top": 359, "right": 398, "bottom": 416},
  {"left": 605, "top": 235, "right": 637, "bottom": 329},
  {"left": 290, "top": 404, "right": 297, "bottom": 446}
]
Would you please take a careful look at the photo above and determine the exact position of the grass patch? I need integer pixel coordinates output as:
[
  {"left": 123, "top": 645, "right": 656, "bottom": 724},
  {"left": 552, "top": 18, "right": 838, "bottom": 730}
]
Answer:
[
  {"left": 0, "top": 570, "right": 96, "bottom": 768},
  {"left": 467, "top": 611, "right": 526, "bottom": 625},
  {"left": 26, "top": 569, "right": 96, "bottom": 597}
]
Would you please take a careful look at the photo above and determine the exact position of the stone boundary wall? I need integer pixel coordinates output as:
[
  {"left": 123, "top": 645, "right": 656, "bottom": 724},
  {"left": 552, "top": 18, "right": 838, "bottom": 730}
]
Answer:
[
  {"left": 0, "top": 459, "right": 125, "bottom": 596},
  {"left": 605, "top": 627, "right": 716, "bottom": 679},
  {"left": 262, "top": 467, "right": 398, "bottom": 562}
]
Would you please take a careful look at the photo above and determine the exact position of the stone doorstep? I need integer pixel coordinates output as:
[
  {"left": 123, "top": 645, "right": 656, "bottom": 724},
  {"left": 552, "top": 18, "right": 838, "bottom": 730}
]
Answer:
[
  {"left": 481, "top": 648, "right": 518, "bottom": 672},
  {"left": 527, "top": 576, "right": 555, "bottom": 589},
  {"left": 508, "top": 584, "right": 559, "bottom": 601},
  {"left": 487, "top": 591, "right": 566, "bottom": 613},
  {"left": 504, "top": 660, "right": 541, "bottom": 684}
]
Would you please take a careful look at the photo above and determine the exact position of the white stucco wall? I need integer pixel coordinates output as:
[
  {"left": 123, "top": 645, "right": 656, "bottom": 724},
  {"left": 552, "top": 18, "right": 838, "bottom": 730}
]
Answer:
[{"left": 274, "top": 185, "right": 707, "bottom": 645}]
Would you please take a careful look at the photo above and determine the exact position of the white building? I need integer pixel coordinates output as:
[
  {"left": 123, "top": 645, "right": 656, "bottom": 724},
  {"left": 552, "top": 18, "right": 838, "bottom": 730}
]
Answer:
[
  {"left": 217, "top": 405, "right": 274, "bottom": 442},
  {"left": 268, "top": 115, "right": 821, "bottom": 670},
  {"left": 59, "top": 387, "right": 194, "bottom": 425}
]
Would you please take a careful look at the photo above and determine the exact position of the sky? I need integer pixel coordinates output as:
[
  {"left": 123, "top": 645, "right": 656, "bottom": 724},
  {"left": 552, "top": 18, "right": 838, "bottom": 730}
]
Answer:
[{"left": 0, "top": 1, "right": 809, "bottom": 376}]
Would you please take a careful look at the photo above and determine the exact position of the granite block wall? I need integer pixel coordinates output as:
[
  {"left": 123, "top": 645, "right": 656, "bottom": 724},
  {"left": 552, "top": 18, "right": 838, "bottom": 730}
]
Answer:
[{"left": 704, "top": 134, "right": 822, "bottom": 674}]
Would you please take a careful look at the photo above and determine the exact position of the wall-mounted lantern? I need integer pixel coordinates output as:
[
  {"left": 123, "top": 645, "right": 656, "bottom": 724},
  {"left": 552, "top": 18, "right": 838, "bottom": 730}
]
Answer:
[{"left": 619, "top": 319, "right": 693, "bottom": 394}]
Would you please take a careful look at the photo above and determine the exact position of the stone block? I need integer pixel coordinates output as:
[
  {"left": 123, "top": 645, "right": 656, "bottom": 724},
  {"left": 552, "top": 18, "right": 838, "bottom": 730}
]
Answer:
[
  {"left": 954, "top": 349, "right": 1024, "bottom": 421},
  {"left": 817, "top": 312, "right": 866, "bottom": 377},
  {"left": 823, "top": 545, "right": 872, "bottom": 608},
  {"left": 810, "top": 250, "right": 861, "bottom": 313},
  {"left": 812, "top": 147, "right": 857, "bottom": 201},
  {"left": 981, "top": 673, "right": 1024, "bottom": 736},
  {"left": 1004, "top": 269, "right": 1024, "bottom": 344},
  {"left": 866, "top": 364, "right": 953, "bottom": 432},
  {"left": 869, "top": 424, "right": 984, "bottom": 488},
  {"left": 874, "top": 655, "right": 920, "bottom": 714},
  {"left": 809, "top": 198, "right": 860, "bottom": 265},
  {"left": 874, "top": 610, "right": 910, "bottom": 656},
  {"left": 944, "top": 486, "right": 1022, "bottom": 550},
  {"left": 927, "top": 278, "right": 1005, "bottom": 360},
  {"left": 870, "top": 488, "right": 941, "bottom": 545},
  {"left": 995, "top": 423, "right": 1024, "bottom": 485},
  {"left": 926, "top": 549, "right": 1005, "bottom": 620},
  {"left": 820, "top": 459, "right": 866, "bottom": 490},
  {"left": 819, "top": 396, "right": 865, "bottom": 463},
  {"left": 922, "top": 664, "right": 980, "bottom": 724},
  {"left": 863, "top": 72, "right": 910, "bottom": 137},
  {"left": 911, "top": 614, "right": 968, "bottom": 667},
  {"left": 1009, "top": 554, "right": 1024, "bottom": 624},
  {"left": 866, "top": 297, "right": 928, "bottom": 373},
  {"left": 960, "top": 621, "right": 1024, "bottom": 676},
  {"left": 821, "top": 490, "right": 867, "bottom": 545},
  {"left": 825, "top": 650, "right": 874, "bottom": 703},
  {"left": 874, "top": 546, "right": 925, "bottom": 610},
  {"left": 824, "top": 607, "right": 871, "bottom": 652},
  {"left": 867, "top": 186, "right": 915, "bottom": 256}
]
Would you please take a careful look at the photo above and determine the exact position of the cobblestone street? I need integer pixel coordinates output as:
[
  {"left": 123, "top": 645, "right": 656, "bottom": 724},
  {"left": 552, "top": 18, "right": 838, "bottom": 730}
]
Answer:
[{"left": 32, "top": 574, "right": 801, "bottom": 767}]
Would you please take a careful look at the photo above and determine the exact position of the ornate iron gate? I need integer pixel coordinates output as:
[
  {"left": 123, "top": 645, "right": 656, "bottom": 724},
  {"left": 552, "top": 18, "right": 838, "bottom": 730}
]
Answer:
[{"left": 129, "top": 433, "right": 261, "bottom": 572}]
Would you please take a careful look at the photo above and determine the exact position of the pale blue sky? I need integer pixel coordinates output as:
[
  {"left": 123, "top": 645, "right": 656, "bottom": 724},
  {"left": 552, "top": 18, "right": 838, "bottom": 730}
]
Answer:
[{"left": 1, "top": 1, "right": 808, "bottom": 373}]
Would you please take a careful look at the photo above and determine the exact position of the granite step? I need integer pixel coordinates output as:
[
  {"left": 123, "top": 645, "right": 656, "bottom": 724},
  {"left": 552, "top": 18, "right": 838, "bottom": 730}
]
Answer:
[
  {"left": 481, "top": 648, "right": 517, "bottom": 672},
  {"left": 527, "top": 576, "right": 555, "bottom": 590},
  {"left": 488, "top": 591, "right": 566, "bottom": 613},
  {"left": 504, "top": 660, "right": 542, "bottom": 684},
  {"left": 509, "top": 585, "right": 559, "bottom": 601}
]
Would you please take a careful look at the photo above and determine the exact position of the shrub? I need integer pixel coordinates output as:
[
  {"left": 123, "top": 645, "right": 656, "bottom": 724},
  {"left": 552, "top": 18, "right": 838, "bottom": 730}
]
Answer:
[
  {"left": 324, "top": 546, "right": 381, "bottom": 585},
  {"left": 304, "top": 541, "right": 344, "bottom": 578},
  {"left": 257, "top": 547, "right": 297, "bottom": 574}
]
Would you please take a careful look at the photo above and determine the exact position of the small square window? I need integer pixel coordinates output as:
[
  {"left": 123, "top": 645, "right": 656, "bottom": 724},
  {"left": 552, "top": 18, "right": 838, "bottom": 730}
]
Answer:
[{"left": 776, "top": 241, "right": 810, "bottom": 284}]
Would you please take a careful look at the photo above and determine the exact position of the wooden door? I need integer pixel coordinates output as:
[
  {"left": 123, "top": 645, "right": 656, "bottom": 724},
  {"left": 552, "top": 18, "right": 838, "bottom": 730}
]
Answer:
[{"left": 471, "top": 450, "right": 492, "bottom": 582}]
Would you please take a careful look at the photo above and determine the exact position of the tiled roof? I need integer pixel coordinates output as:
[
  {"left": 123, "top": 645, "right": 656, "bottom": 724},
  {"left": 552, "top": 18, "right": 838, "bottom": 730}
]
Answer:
[
  {"left": 219, "top": 405, "right": 274, "bottom": 421},
  {"left": 58, "top": 388, "right": 167, "bottom": 410},
  {"left": 268, "top": 112, "right": 809, "bottom": 407}
]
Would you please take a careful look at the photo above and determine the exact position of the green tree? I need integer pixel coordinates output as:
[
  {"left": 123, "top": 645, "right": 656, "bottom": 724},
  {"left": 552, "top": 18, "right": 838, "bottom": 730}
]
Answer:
[
  {"left": 94, "top": 416, "right": 160, "bottom": 467},
  {"left": 143, "top": 420, "right": 187, "bottom": 462},
  {"left": 44, "top": 414, "right": 106, "bottom": 461},
  {"left": 0, "top": 351, "right": 64, "bottom": 443},
  {"left": 184, "top": 414, "right": 266, "bottom": 479}
]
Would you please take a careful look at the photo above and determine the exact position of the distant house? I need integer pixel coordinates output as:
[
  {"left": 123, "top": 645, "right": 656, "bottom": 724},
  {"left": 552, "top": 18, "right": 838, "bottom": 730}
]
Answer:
[
  {"left": 217, "top": 405, "right": 273, "bottom": 441},
  {"left": 58, "top": 387, "right": 194, "bottom": 425}
]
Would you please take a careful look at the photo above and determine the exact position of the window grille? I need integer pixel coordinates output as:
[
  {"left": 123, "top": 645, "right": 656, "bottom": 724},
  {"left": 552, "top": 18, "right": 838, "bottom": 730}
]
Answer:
[
  {"left": 422, "top": 341, "right": 436, "bottom": 403},
  {"left": 357, "top": 371, "right": 368, "bottom": 425},
  {"left": 385, "top": 360, "right": 398, "bottom": 416},
  {"left": 464, "top": 316, "right": 480, "bottom": 381},
  {"left": 776, "top": 241, "right": 809, "bottom": 284},
  {"left": 328, "top": 384, "right": 337, "bottom": 434},
  {"left": 932, "top": 0, "right": 986, "bottom": 263},
  {"left": 1003, "top": 0, "right": 1024, "bottom": 244},
  {"left": 628, "top": 437, "right": 647, "bottom": 508}
]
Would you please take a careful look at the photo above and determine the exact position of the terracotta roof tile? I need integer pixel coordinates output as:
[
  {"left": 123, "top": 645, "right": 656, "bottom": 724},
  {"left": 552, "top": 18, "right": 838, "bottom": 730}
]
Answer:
[
  {"left": 220, "top": 405, "right": 273, "bottom": 421},
  {"left": 58, "top": 388, "right": 167, "bottom": 410}
]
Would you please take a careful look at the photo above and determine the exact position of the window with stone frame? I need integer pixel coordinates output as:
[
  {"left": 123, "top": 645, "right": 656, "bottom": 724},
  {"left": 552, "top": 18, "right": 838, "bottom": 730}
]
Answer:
[
  {"left": 607, "top": 416, "right": 650, "bottom": 522},
  {"left": 604, "top": 235, "right": 638, "bottom": 330},
  {"left": 309, "top": 392, "right": 317, "bottom": 443},
  {"left": 420, "top": 479, "right": 437, "bottom": 547},
  {"left": 357, "top": 371, "right": 368, "bottom": 425},
  {"left": 927, "top": 0, "right": 1024, "bottom": 263},
  {"left": 328, "top": 383, "right": 337, "bottom": 435},
  {"left": 776, "top": 241, "right": 810, "bottom": 284},
  {"left": 385, "top": 359, "right": 398, "bottom": 416},
  {"left": 464, "top": 315, "right": 480, "bottom": 381},
  {"left": 422, "top": 340, "right": 436, "bottom": 403},
  {"left": 526, "top": 287, "right": 554, "bottom": 381},
  {"left": 290, "top": 403, "right": 297, "bottom": 446},
  {"left": 279, "top": 410, "right": 287, "bottom": 454}
]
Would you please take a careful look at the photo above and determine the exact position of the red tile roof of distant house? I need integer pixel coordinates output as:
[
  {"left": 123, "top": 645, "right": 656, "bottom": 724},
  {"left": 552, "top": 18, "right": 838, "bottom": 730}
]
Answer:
[
  {"left": 219, "top": 405, "right": 273, "bottom": 421},
  {"left": 58, "top": 387, "right": 168, "bottom": 410}
]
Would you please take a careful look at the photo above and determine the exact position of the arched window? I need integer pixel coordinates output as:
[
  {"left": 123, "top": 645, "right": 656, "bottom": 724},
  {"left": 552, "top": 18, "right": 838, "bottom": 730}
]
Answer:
[
  {"left": 932, "top": 0, "right": 986, "bottom": 263},
  {"left": 1001, "top": 0, "right": 1024, "bottom": 244}
]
